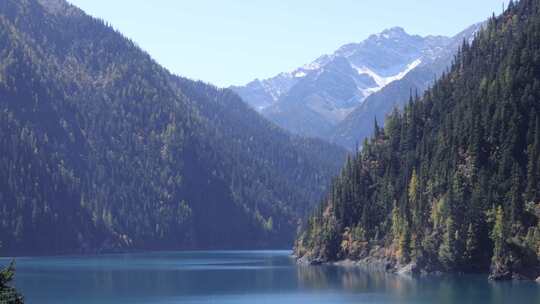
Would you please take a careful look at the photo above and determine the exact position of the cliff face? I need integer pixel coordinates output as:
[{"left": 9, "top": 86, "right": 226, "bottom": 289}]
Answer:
[{"left": 295, "top": 0, "right": 540, "bottom": 281}]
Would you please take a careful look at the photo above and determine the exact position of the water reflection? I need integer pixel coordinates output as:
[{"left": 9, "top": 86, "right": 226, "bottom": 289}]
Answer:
[
  {"left": 299, "top": 262, "right": 540, "bottom": 304},
  {"left": 297, "top": 264, "right": 417, "bottom": 295},
  {"left": 3, "top": 251, "right": 539, "bottom": 304}
]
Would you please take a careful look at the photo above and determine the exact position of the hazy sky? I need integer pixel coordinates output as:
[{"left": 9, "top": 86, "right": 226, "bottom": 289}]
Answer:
[{"left": 67, "top": 0, "right": 504, "bottom": 87}]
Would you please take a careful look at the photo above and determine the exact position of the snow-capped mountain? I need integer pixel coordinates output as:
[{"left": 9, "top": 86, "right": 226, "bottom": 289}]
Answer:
[
  {"left": 330, "top": 22, "right": 484, "bottom": 150},
  {"left": 231, "top": 25, "right": 480, "bottom": 139}
]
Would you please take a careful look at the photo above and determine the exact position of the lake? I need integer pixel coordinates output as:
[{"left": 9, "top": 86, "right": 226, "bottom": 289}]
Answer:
[{"left": 2, "top": 250, "right": 540, "bottom": 303}]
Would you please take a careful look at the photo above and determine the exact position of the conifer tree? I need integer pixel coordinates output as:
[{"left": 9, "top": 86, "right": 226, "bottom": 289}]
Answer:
[{"left": 0, "top": 260, "right": 23, "bottom": 304}]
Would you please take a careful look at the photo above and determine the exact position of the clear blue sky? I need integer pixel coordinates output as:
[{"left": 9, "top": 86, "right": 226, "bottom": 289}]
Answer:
[{"left": 68, "top": 0, "right": 503, "bottom": 87}]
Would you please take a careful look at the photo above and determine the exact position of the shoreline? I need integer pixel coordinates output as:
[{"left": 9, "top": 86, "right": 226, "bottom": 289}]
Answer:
[{"left": 296, "top": 255, "right": 540, "bottom": 283}]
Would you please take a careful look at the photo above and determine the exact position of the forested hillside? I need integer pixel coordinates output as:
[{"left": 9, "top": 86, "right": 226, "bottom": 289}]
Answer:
[
  {"left": 0, "top": 0, "right": 346, "bottom": 255},
  {"left": 295, "top": 0, "right": 540, "bottom": 280}
]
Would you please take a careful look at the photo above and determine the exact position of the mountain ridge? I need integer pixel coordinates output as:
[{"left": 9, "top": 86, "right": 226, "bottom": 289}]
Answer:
[
  {"left": 231, "top": 24, "right": 482, "bottom": 142},
  {"left": 330, "top": 22, "right": 484, "bottom": 149}
]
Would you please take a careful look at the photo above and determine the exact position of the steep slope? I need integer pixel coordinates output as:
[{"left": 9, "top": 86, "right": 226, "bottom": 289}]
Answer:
[
  {"left": 295, "top": 0, "right": 540, "bottom": 281},
  {"left": 331, "top": 23, "right": 483, "bottom": 150},
  {"left": 0, "top": 0, "right": 346, "bottom": 255}
]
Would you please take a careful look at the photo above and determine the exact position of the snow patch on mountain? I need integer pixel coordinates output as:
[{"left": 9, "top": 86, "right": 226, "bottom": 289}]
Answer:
[
  {"left": 294, "top": 71, "right": 307, "bottom": 78},
  {"left": 354, "top": 58, "right": 422, "bottom": 99}
]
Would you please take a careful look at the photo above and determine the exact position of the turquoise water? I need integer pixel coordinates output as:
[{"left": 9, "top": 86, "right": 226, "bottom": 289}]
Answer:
[{"left": 2, "top": 250, "right": 540, "bottom": 303}]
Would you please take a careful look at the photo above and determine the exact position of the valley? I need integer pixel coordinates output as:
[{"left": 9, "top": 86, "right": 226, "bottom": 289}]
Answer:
[{"left": 1, "top": 0, "right": 539, "bottom": 303}]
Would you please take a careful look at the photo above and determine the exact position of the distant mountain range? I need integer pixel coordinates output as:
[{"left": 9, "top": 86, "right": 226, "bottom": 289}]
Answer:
[{"left": 232, "top": 24, "right": 483, "bottom": 149}]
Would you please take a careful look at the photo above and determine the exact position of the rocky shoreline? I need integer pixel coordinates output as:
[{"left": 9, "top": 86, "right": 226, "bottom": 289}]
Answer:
[{"left": 296, "top": 255, "right": 540, "bottom": 283}]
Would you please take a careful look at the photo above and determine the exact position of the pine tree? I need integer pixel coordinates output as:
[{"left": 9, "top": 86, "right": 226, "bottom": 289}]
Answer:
[
  {"left": 509, "top": 164, "right": 523, "bottom": 232},
  {"left": 525, "top": 117, "right": 539, "bottom": 201},
  {"left": 0, "top": 261, "right": 24, "bottom": 304},
  {"left": 398, "top": 222, "right": 412, "bottom": 264},
  {"left": 439, "top": 216, "right": 457, "bottom": 269},
  {"left": 374, "top": 117, "right": 381, "bottom": 139},
  {"left": 465, "top": 223, "right": 478, "bottom": 267},
  {"left": 491, "top": 206, "right": 508, "bottom": 266},
  {"left": 408, "top": 169, "right": 421, "bottom": 229}
]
